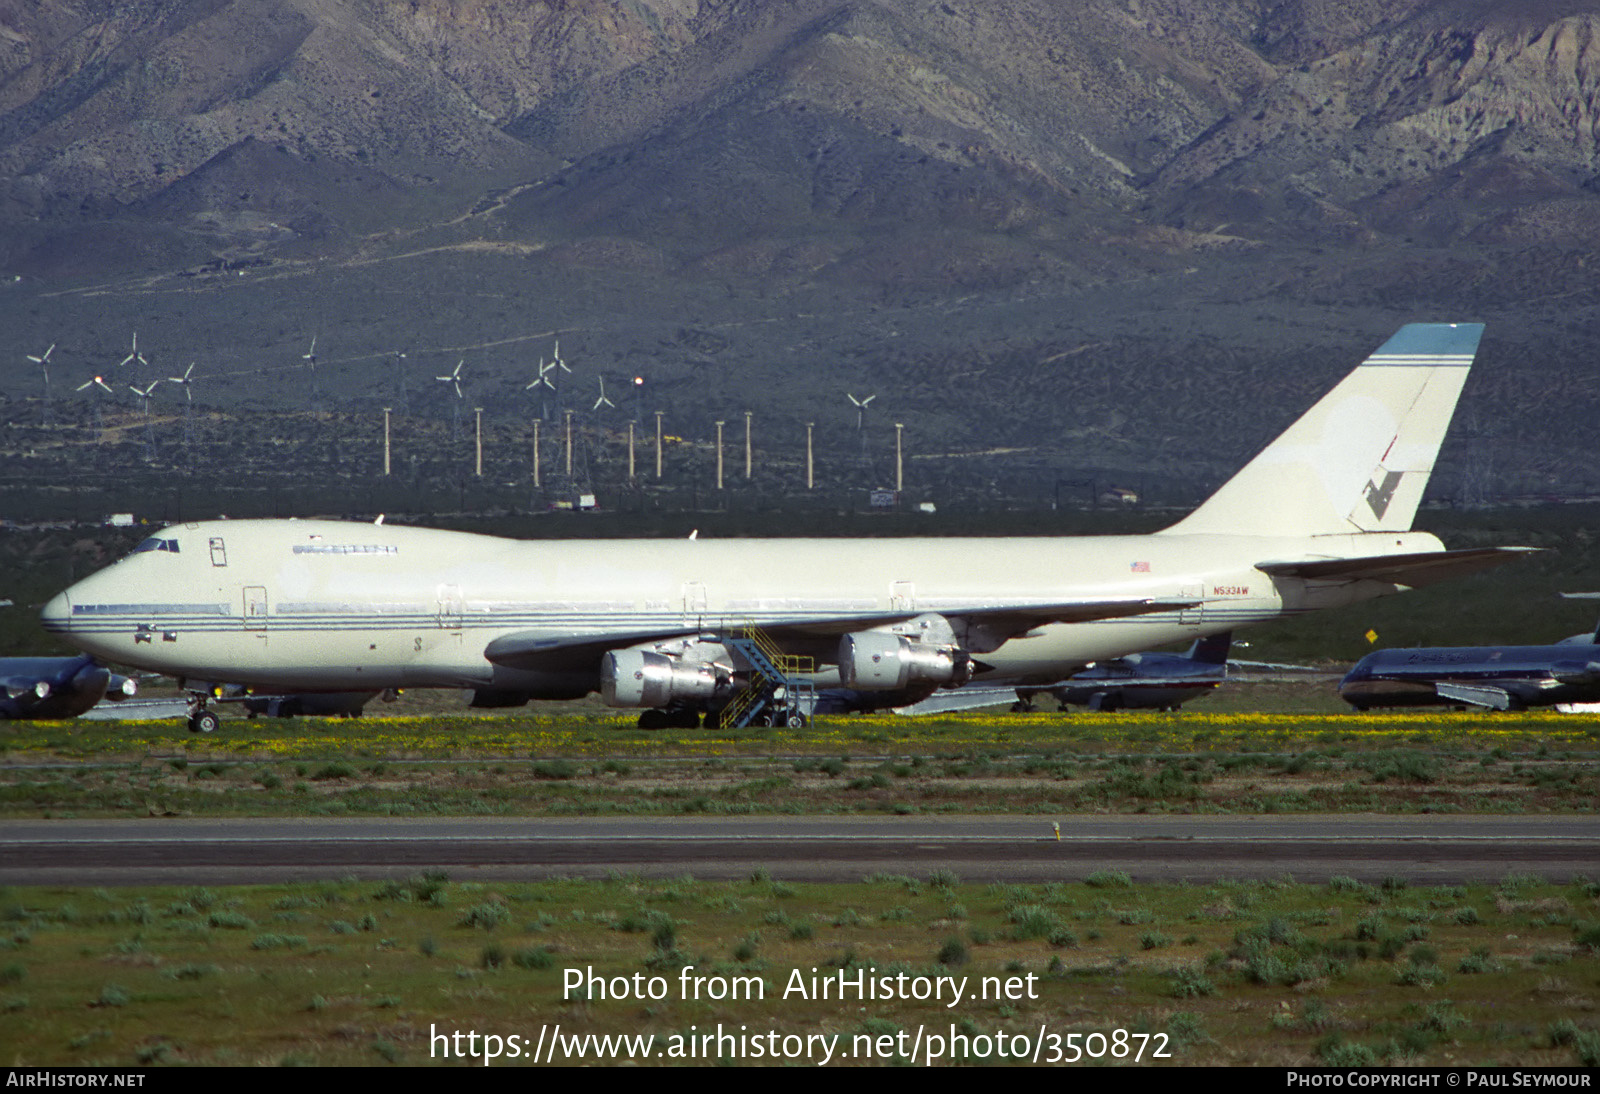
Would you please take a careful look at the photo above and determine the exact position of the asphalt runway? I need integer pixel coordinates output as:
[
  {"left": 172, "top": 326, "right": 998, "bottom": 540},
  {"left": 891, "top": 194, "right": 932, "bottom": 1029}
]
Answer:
[{"left": 3, "top": 814, "right": 1596, "bottom": 886}]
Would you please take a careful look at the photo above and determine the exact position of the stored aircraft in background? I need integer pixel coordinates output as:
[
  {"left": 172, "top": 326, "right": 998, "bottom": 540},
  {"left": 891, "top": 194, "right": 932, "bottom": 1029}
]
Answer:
[
  {"left": 1034, "top": 631, "right": 1233, "bottom": 712},
  {"left": 859, "top": 632, "right": 1234, "bottom": 715},
  {"left": 0, "top": 655, "right": 137, "bottom": 719},
  {"left": 1339, "top": 599, "right": 1600, "bottom": 711},
  {"left": 42, "top": 323, "right": 1530, "bottom": 733},
  {"left": 235, "top": 688, "right": 381, "bottom": 719}
]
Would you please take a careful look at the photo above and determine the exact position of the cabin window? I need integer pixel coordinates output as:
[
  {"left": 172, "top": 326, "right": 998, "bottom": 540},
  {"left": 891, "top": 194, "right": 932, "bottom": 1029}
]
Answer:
[{"left": 209, "top": 537, "right": 227, "bottom": 567}]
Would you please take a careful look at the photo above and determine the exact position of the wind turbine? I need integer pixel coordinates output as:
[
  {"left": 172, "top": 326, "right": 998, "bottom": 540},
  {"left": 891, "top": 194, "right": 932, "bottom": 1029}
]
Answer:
[
  {"left": 117, "top": 332, "right": 148, "bottom": 370},
  {"left": 167, "top": 363, "right": 197, "bottom": 401},
  {"left": 436, "top": 359, "right": 465, "bottom": 437},
  {"left": 592, "top": 376, "right": 615, "bottom": 411},
  {"left": 848, "top": 392, "right": 876, "bottom": 466},
  {"left": 76, "top": 372, "right": 114, "bottom": 433},
  {"left": 436, "top": 360, "right": 465, "bottom": 399},
  {"left": 129, "top": 380, "right": 160, "bottom": 459},
  {"left": 167, "top": 363, "right": 198, "bottom": 446},
  {"left": 28, "top": 343, "right": 54, "bottom": 425},
  {"left": 526, "top": 356, "right": 559, "bottom": 420},
  {"left": 549, "top": 339, "right": 571, "bottom": 422},
  {"left": 847, "top": 392, "right": 876, "bottom": 430},
  {"left": 302, "top": 336, "right": 319, "bottom": 404}
]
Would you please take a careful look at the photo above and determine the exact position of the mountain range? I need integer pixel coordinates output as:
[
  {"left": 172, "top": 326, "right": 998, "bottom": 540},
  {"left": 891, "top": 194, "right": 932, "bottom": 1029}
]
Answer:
[{"left": 1, "top": 0, "right": 1597, "bottom": 500}]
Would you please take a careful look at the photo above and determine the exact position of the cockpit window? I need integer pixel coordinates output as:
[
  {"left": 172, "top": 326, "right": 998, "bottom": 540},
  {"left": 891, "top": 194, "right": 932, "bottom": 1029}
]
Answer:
[{"left": 132, "top": 537, "right": 180, "bottom": 554}]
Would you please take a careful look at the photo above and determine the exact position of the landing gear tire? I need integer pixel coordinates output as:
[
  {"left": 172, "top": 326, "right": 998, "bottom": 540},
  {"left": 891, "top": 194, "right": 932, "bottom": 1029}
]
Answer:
[{"left": 188, "top": 710, "right": 220, "bottom": 734}]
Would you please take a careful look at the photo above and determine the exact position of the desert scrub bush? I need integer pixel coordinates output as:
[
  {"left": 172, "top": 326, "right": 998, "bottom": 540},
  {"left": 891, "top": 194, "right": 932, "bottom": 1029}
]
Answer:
[
  {"left": 1007, "top": 904, "right": 1062, "bottom": 941},
  {"left": 1318, "top": 1037, "right": 1380, "bottom": 1066},
  {"left": 513, "top": 946, "right": 555, "bottom": 969},
  {"left": 207, "top": 911, "right": 253, "bottom": 930},
  {"left": 1169, "top": 965, "right": 1218, "bottom": 999},
  {"left": 1165, "top": 1011, "right": 1212, "bottom": 1048},
  {"left": 457, "top": 902, "right": 510, "bottom": 931},
  {"left": 1085, "top": 870, "right": 1133, "bottom": 889},
  {"left": 92, "top": 984, "right": 130, "bottom": 1008}
]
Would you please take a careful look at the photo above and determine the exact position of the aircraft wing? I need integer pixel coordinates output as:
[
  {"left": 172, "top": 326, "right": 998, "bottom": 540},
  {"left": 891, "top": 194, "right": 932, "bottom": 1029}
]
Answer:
[
  {"left": 893, "top": 685, "right": 1023, "bottom": 715},
  {"left": 1255, "top": 547, "right": 1539, "bottom": 588},
  {"left": 1434, "top": 682, "right": 1515, "bottom": 710},
  {"left": 481, "top": 596, "right": 1200, "bottom": 672}
]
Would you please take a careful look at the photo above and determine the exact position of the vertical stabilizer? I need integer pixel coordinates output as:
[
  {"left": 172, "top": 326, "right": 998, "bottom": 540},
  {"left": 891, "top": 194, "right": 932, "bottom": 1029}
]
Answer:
[
  {"left": 1161, "top": 323, "right": 1482, "bottom": 538},
  {"left": 1186, "top": 631, "right": 1233, "bottom": 665}
]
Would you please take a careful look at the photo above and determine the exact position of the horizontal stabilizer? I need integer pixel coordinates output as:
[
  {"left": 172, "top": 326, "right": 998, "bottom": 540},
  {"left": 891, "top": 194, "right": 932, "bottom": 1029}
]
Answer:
[
  {"left": 1435, "top": 682, "right": 1513, "bottom": 710},
  {"left": 1255, "top": 546, "right": 1539, "bottom": 588}
]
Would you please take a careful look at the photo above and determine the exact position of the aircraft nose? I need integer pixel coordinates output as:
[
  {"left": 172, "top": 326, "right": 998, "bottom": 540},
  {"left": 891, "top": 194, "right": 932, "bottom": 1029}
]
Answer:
[{"left": 40, "top": 590, "right": 71, "bottom": 634}]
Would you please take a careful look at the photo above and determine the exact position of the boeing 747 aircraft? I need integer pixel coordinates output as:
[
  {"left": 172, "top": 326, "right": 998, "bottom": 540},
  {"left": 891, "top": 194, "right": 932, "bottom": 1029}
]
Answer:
[{"left": 42, "top": 324, "right": 1528, "bottom": 732}]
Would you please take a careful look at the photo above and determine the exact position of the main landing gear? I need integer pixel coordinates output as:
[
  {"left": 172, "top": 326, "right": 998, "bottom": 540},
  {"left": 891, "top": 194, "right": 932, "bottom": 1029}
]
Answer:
[{"left": 185, "top": 695, "right": 220, "bottom": 733}]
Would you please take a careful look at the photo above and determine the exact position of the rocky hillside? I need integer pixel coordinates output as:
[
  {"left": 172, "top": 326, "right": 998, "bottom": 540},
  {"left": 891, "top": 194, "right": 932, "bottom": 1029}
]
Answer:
[{"left": 7, "top": 1, "right": 1597, "bottom": 266}]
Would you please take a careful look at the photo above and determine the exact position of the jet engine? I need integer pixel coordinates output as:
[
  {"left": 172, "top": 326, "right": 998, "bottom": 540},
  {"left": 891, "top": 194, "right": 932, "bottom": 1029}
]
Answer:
[
  {"left": 601, "top": 649, "right": 725, "bottom": 709},
  {"left": 838, "top": 632, "right": 973, "bottom": 691}
]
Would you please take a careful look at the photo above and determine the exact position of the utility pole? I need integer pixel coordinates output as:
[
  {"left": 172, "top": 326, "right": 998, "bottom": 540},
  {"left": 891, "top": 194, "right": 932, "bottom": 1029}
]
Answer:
[
  {"left": 895, "top": 422, "right": 903, "bottom": 494},
  {"left": 806, "top": 422, "right": 814, "bottom": 491},
  {"left": 382, "top": 408, "right": 392, "bottom": 476},
  {"left": 654, "top": 411, "right": 664, "bottom": 479},
  {"left": 474, "top": 407, "right": 484, "bottom": 477},
  {"left": 627, "top": 420, "right": 636, "bottom": 481},
  {"left": 714, "top": 421, "right": 725, "bottom": 490},
  {"left": 744, "top": 410, "right": 753, "bottom": 479},
  {"left": 532, "top": 419, "right": 541, "bottom": 487}
]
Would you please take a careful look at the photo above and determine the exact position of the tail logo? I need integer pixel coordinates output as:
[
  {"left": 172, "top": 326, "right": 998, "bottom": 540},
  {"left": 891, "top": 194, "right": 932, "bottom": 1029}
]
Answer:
[{"left": 1364, "top": 469, "right": 1404, "bottom": 520}]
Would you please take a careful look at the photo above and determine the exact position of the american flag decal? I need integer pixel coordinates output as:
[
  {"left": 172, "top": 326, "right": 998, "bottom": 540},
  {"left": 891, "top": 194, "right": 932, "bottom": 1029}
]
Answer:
[{"left": 1130, "top": 560, "right": 1150, "bottom": 572}]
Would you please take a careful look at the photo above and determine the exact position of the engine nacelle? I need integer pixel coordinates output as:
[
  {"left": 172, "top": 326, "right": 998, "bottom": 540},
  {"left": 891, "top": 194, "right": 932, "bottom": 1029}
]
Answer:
[
  {"left": 601, "top": 650, "right": 722, "bottom": 709},
  {"left": 838, "top": 632, "right": 973, "bottom": 691}
]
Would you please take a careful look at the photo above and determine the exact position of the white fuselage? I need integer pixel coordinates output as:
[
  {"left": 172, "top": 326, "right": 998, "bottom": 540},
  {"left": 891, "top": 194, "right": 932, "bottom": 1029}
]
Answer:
[{"left": 42, "top": 519, "right": 1439, "bottom": 695}]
